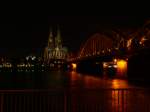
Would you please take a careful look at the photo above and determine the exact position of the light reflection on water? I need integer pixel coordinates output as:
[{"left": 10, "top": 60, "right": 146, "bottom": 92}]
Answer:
[
  {"left": 67, "top": 71, "right": 149, "bottom": 112},
  {"left": 111, "top": 79, "right": 129, "bottom": 89},
  {"left": 0, "top": 70, "right": 145, "bottom": 89},
  {"left": 68, "top": 71, "right": 135, "bottom": 89},
  {"left": 0, "top": 71, "right": 149, "bottom": 111}
]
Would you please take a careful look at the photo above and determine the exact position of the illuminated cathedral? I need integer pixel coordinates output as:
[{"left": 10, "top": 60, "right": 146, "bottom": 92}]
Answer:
[{"left": 44, "top": 26, "right": 68, "bottom": 67}]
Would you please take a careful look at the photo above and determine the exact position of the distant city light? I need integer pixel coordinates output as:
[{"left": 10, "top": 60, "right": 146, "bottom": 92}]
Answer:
[
  {"left": 103, "top": 62, "right": 108, "bottom": 68},
  {"left": 127, "top": 38, "right": 132, "bottom": 49},
  {"left": 113, "top": 65, "right": 118, "bottom": 68},
  {"left": 140, "top": 37, "right": 147, "bottom": 45},
  {"left": 113, "top": 59, "right": 117, "bottom": 63}
]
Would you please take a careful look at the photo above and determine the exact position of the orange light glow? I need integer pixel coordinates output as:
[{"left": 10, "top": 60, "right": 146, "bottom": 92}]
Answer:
[
  {"left": 112, "top": 79, "right": 129, "bottom": 89},
  {"left": 112, "top": 79, "right": 120, "bottom": 89},
  {"left": 116, "top": 59, "right": 127, "bottom": 77},
  {"left": 127, "top": 38, "right": 132, "bottom": 50},
  {"left": 103, "top": 62, "right": 108, "bottom": 68},
  {"left": 117, "top": 60, "right": 127, "bottom": 69},
  {"left": 140, "top": 37, "right": 147, "bottom": 45},
  {"left": 72, "top": 63, "right": 77, "bottom": 70}
]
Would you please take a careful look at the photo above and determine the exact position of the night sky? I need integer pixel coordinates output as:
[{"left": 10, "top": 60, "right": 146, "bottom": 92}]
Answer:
[{"left": 0, "top": 16, "right": 150, "bottom": 58}]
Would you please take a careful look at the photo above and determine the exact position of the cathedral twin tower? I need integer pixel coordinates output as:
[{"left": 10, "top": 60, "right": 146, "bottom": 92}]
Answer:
[{"left": 44, "top": 26, "right": 68, "bottom": 64}]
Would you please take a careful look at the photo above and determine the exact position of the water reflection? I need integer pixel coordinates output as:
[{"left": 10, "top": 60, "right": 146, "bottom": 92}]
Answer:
[
  {"left": 0, "top": 71, "right": 149, "bottom": 111},
  {"left": 111, "top": 79, "right": 130, "bottom": 89},
  {"left": 69, "top": 71, "right": 135, "bottom": 89},
  {"left": 0, "top": 70, "right": 144, "bottom": 89}
]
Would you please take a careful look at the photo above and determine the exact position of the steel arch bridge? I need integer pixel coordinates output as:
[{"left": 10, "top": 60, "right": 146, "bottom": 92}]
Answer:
[
  {"left": 64, "top": 20, "right": 150, "bottom": 63},
  {"left": 79, "top": 33, "right": 114, "bottom": 58},
  {"left": 68, "top": 33, "right": 120, "bottom": 62}
]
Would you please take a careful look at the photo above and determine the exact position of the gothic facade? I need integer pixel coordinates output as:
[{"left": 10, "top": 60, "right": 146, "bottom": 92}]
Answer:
[{"left": 44, "top": 27, "right": 68, "bottom": 64}]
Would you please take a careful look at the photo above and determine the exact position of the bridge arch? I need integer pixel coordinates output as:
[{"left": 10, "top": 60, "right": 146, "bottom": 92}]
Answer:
[{"left": 79, "top": 33, "right": 114, "bottom": 58}]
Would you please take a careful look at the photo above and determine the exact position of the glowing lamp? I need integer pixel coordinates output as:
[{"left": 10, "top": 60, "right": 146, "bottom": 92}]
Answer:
[
  {"left": 116, "top": 59, "right": 127, "bottom": 77},
  {"left": 72, "top": 63, "right": 77, "bottom": 70},
  {"left": 117, "top": 60, "right": 127, "bottom": 69}
]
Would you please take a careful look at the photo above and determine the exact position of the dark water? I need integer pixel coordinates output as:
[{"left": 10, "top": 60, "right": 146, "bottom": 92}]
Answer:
[
  {"left": 0, "top": 71, "right": 150, "bottom": 112},
  {"left": 0, "top": 70, "right": 144, "bottom": 89}
]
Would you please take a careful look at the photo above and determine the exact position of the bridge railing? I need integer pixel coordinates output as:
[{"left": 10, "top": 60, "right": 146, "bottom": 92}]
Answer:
[{"left": 0, "top": 88, "right": 149, "bottom": 112}]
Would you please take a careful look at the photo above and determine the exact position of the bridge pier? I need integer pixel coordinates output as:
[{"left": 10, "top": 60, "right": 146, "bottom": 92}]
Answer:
[
  {"left": 75, "top": 60, "right": 103, "bottom": 75},
  {"left": 67, "top": 55, "right": 114, "bottom": 75}
]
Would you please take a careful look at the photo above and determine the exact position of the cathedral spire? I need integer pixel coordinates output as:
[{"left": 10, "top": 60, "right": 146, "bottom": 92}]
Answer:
[
  {"left": 48, "top": 27, "right": 54, "bottom": 48},
  {"left": 55, "top": 25, "right": 62, "bottom": 48}
]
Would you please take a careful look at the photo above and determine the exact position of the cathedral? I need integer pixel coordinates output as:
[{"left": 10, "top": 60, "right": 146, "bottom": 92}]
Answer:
[{"left": 44, "top": 26, "right": 68, "bottom": 67}]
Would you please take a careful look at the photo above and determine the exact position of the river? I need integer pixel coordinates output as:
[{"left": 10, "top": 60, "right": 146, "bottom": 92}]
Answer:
[
  {"left": 0, "top": 71, "right": 150, "bottom": 112},
  {"left": 0, "top": 70, "right": 145, "bottom": 89}
]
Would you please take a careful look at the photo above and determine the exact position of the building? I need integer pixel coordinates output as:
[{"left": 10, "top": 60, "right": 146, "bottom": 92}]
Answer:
[{"left": 44, "top": 26, "right": 68, "bottom": 68}]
